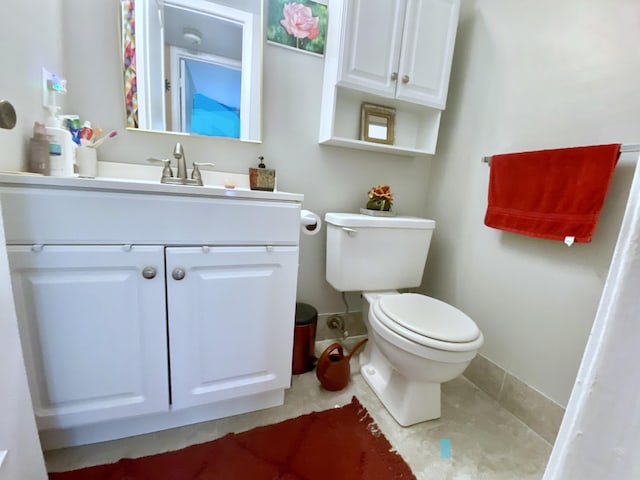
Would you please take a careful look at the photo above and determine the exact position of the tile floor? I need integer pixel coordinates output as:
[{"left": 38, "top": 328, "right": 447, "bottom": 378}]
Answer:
[{"left": 44, "top": 363, "right": 552, "bottom": 479}]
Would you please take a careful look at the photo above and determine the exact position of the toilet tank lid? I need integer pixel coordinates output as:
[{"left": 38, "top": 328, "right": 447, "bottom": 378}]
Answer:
[{"left": 324, "top": 213, "right": 435, "bottom": 229}]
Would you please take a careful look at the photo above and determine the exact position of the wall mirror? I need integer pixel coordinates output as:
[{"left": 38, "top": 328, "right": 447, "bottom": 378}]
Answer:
[
  {"left": 360, "top": 103, "right": 395, "bottom": 145},
  {"left": 120, "top": 0, "right": 262, "bottom": 142}
]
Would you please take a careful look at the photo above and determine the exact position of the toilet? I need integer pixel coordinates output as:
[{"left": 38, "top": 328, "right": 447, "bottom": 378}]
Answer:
[{"left": 324, "top": 213, "right": 484, "bottom": 426}]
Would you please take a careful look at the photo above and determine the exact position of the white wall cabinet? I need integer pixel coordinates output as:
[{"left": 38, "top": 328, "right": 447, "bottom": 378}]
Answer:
[
  {"left": 0, "top": 175, "right": 303, "bottom": 448},
  {"left": 319, "top": 0, "right": 460, "bottom": 156},
  {"left": 338, "top": 0, "right": 458, "bottom": 109}
]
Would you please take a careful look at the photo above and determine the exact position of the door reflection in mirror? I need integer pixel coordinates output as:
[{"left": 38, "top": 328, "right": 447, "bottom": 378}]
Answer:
[
  {"left": 171, "top": 50, "right": 241, "bottom": 138},
  {"left": 120, "top": 0, "right": 262, "bottom": 142}
]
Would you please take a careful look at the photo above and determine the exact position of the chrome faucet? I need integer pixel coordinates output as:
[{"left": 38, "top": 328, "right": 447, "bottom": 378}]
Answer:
[
  {"left": 147, "top": 142, "right": 215, "bottom": 186},
  {"left": 173, "top": 142, "right": 188, "bottom": 182}
]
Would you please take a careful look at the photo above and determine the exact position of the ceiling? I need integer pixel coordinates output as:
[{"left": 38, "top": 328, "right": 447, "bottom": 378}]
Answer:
[{"left": 164, "top": 4, "right": 243, "bottom": 60}]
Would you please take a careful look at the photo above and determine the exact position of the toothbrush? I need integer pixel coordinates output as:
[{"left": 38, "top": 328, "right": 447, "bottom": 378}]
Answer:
[{"left": 90, "top": 130, "right": 117, "bottom": 148}]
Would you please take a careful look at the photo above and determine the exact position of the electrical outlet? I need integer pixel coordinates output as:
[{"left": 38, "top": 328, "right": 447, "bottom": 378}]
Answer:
[{"left": 42, "top": 67, "right": 67, "bottom": 108}]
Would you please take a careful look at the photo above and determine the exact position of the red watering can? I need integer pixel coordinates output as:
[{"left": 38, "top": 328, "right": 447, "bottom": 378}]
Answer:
[{"left": 316, "top": 338, "right": 368, "bottom": 391}]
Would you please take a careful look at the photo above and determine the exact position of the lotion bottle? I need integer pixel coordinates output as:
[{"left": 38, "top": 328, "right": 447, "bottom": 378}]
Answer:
[{"left": 44, "top": 105, "right": 75, "bottom": 177}]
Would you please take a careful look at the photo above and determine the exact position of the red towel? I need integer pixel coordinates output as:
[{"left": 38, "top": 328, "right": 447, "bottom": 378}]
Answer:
[{"left": 484, "top": 144, "right": 620, "bottom": 243}]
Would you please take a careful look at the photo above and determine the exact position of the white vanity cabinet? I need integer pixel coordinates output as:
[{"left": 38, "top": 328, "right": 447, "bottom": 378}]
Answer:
[
  {"left": 319, "top": 0, "right": 460, "bottom": 156},
  {"left": 8, "top": 245, "right": 170, "bottom": 431},
  {"left": 0, "top": 175, "right": 303, "bottom": 448},
  {"left": 337, "top": 0, "right": 459, "bottom": 109}
]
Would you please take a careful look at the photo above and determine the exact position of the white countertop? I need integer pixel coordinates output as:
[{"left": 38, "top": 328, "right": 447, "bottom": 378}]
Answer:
[{"left": 0, "top": 171, "right": 304, "bottom": 203}]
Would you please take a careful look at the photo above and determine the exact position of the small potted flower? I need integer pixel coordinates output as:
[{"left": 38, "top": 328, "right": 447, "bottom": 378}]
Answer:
[{"left": 366, "top": 184, "right": 393, "bottom": 212}]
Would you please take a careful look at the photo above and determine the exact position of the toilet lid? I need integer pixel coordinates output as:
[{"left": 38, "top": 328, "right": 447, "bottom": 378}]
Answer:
[{"left": 377, "top": 293, "right": 480, "bottom": 343}]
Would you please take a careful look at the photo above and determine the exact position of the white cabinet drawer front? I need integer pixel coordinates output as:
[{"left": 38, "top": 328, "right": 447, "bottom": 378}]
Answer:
[
  {"left": 166, "top": 246, "right": 299, "bottom": 410},
  {"left": 8, "top": 245, "right": 169, "bottom": 430},
  {"left": 0, "top": 187, "right": 301, "bottom": 246}
]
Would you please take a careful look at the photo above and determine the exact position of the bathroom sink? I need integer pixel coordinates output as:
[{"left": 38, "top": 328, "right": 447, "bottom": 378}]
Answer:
[{"left": 96, "top": 161, "right": 250, "bottom": 189}]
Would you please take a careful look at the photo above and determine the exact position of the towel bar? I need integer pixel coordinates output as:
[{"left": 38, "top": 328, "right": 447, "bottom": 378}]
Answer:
[{"left": 481, "top": 144, "right": 640, "bottom": 165}]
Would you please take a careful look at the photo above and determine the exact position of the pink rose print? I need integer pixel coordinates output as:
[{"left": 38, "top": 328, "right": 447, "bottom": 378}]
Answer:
[{"left": 280, "top": 2, "right": 319, "bottom": 47}]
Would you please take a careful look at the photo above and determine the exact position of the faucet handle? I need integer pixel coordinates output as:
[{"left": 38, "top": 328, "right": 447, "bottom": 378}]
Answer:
[
  {"left": 191, "top": 162, "right": 215, "bottom": 186},
  {"left": 147, "top": 157, "right": 173, "bottom": 181}
]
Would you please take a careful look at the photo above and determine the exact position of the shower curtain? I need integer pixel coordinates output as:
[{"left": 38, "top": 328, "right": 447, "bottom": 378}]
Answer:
[{"left": 544, "top": 149, "right": 640, "bottom": 479}]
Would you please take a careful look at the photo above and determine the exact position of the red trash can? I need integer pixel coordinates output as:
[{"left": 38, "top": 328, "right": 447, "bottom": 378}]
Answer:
[{"left": 292, "top": 303, "right": 317, "bottom": 374}]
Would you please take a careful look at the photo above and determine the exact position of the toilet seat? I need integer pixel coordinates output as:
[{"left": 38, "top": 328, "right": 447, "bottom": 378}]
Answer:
[{"left": 371, "top": 293, "right": 483, "bottom": 352}]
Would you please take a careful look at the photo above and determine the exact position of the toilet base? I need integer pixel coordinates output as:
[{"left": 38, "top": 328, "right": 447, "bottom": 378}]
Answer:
[{"left": 360, "top": 346, "right": 441, "bottom": 427}]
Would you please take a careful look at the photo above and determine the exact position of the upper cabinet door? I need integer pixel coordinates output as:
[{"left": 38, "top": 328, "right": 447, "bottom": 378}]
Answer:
[
  {"left": 396, "top": 0, "right": 460, "bottom": 109},
  {"left": 337, "top": 0, "right": 407, "bottom": 98}
]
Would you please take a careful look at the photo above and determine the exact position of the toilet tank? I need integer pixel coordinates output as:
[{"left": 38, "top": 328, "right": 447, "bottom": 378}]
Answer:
[{"left": 325, "top": 213, "right": 435, "bottom": 292}]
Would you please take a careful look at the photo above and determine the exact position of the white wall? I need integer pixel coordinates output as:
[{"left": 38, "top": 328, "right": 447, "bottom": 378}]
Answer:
[
  {"left": 422, "top": 0, "right": 640, "bottom": 406},
  {"left": 58, "top": 0, "right": 434, "bottom": 315},
  {"left": 0, "top": 0, "right": 65, "bottom": 171},
  {"left": 2, "top": 0, "right": 639, "bottom": 428},
  {"left": 0, "top": 206, "right": 46, "bottom": 479},
  {"left": 0, "top": 1, "right": 60, "bottom": 477}
]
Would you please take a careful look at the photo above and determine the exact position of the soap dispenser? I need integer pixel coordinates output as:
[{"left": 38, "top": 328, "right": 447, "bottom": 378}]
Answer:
[
  {"left": 44, "top": 105, "right": 76, "bottom": 177},
  {"left": 249, "top": 156, "right": 275, "bottom": 191}
]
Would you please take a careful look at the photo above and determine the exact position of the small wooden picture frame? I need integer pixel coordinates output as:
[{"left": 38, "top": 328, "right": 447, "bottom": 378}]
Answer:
[{"left": 360, "top": 103, "right": 395, "bottom": 145}]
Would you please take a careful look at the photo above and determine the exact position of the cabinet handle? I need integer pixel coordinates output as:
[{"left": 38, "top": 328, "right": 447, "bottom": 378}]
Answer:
[
  {"left": 142, "top": 266, "right": 157, "bottom": 279},
  {"left": 390, "top": 72, "right": 398, "bottom": 81},
  {"left": 402, "top": 75, "right": 410, "bottom": 84},
  {"left": 172, "top": 268, "right": 186, "bottom": 281}
]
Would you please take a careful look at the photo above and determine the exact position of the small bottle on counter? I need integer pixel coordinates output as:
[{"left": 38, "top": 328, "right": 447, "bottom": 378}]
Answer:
[{"left": 29, "top": 122, "right": 50, "bottom": 175}]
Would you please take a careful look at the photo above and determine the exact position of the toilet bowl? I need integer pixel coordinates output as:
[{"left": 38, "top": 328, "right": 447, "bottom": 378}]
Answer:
[
  {"left": 323, "top": 212, "right": 484, "bottom": 426},
  {"left": 359, "top": 292, "right": 483, "bottom": 426}
]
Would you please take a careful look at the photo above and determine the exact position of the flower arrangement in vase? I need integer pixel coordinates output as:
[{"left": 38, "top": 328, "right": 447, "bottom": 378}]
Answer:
[{"left": 365, "top": 185, "right": 394, "bottom": 214}]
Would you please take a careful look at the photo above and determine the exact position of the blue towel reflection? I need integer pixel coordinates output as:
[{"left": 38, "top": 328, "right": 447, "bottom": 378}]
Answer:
[{"left": 191, "top": 93, "right": 240, "bottom": 138}]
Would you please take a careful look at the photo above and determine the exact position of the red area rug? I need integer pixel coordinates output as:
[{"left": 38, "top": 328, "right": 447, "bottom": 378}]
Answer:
[{"left": 49, "top": 396, "right": 415, "bottom": 479}]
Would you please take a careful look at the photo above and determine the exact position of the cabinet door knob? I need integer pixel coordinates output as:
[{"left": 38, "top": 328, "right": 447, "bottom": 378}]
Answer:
[
  {"left": 390, "top": 72, "right": 398, "bottom": 81},
  {"left": 402, "top": 75, "right": 410, "bottom": 84},
  {"left": 142, "top": 266, "right": 157, "bottom": 279},
  {"left": 172, "top": 268, "right": 186, "bottom": 281}
]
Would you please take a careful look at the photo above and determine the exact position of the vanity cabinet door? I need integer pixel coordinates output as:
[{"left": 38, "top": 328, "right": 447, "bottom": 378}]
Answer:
[
  {"left": 8, "top": 245, "right": 169, "bottom": 430},
  {"left": 337, "top": 0, "right": 459, "bottom": 109},
  {"left": 166, "top": 246, "right": 299, "bottom": 410}
]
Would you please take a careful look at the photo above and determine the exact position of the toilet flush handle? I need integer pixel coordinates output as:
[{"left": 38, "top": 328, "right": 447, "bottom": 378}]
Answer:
[{"left": 341, "top": 227, "right": 357, "bottom": 237}]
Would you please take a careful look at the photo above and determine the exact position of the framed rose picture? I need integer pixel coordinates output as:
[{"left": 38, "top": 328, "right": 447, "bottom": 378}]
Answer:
[{"left": 267, "top": 0, "right": 328, "bottom": 56}]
